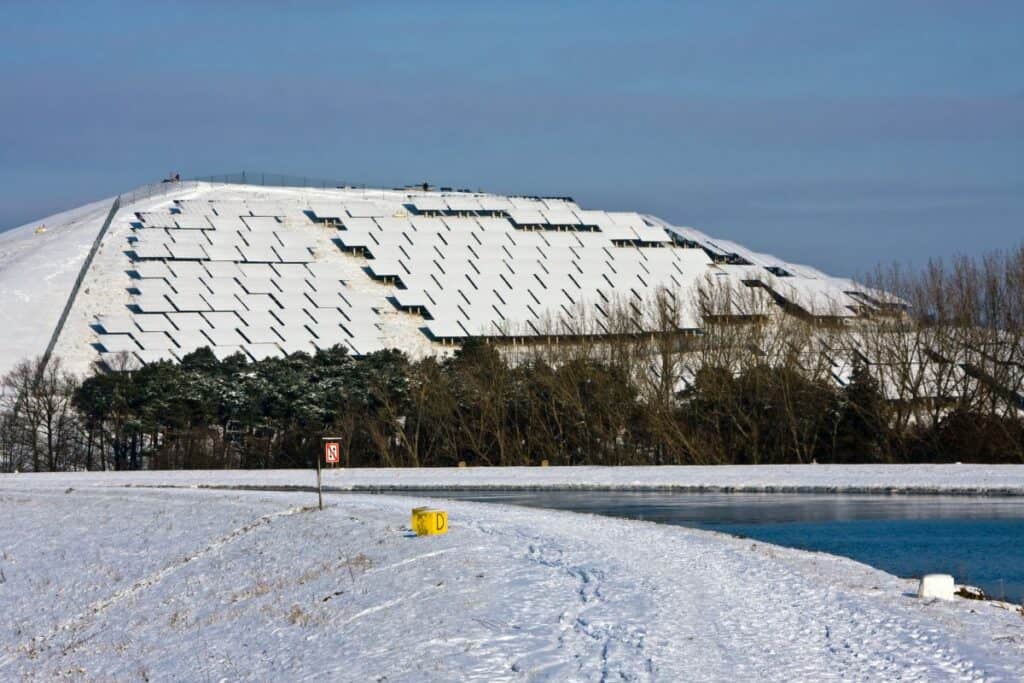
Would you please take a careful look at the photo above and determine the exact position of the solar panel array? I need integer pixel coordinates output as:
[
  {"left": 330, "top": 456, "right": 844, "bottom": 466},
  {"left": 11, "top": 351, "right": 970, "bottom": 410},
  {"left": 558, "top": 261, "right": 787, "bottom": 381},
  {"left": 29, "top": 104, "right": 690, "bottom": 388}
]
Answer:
[{"left": 94, "top": 190, "right": 872, "bottom": 367}]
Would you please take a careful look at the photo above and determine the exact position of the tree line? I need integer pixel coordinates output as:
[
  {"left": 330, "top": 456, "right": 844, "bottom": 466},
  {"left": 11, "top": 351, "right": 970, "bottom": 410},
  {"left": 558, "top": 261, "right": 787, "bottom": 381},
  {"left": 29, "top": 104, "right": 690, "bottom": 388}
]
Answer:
[{"left": 1, "top": 246, "right": 1021, "bottom": 472}]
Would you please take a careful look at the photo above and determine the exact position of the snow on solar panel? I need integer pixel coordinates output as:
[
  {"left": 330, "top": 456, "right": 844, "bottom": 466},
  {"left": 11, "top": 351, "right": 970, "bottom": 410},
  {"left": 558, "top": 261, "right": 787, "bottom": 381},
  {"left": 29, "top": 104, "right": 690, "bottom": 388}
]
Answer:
[
  {"left": 241, "top": 232, "right": 279, "bottom": 248},
  {"left": 541, "top": 209, "right": 581, "bottom": 226},
  {"left": 132, "top": 331, "right": 175, "bottom": 350},
  {"left": 168, "top": 293, "right": 212, "bottom": 312},
  {"left": 541, "top": 232, "right": 583, "bottom": 249},
  {"left": 238, "top": 277, "right": 276, "bottom": 295},
  {"left": 237, "top": 293, "right": 278, "bottom": 311},
  {"left": 308, "top": 203, "right": 346, "bottom": 220},
  {"left": 442, "top": 217, "right": 480, "bottom": 233},
  {"left": 409, "top": 197, "right": 447, "bottom": 213},
  {"left": 96, "top": 315, "right": 137, "bottom": 335},
  {"left": 201, "top": 245, "right": 240, "bottom": 261},
  {"left": 507, "top": 208, "right": 546, "bottom": 226},
  {"left": 133, "top": 296, "right": 175, "bottom": 313},
  {"left": 336, "top": 231, "right": 375, "bottom": 250},
  {"left": 168, "top": 312, "right": 209, "bottom": 330},
  {"left": 445, "top": 196, "right": 482, "bottom": 212},
  {"left": 202, "top": 328, "right": 245, "bottom": 346},
  {"left": 340, "top": 202, "right": 386, "bottom": 218},
  {"left": 367, "top": 259, "right": 405, "bottom": 278},
  {"left": 137, "top": 212, "right": 177, "bottom": 228},
  {"left": 132, "top": 243, "right": 171, "bottom": 259},
  {"left": 168, "top": 243, "right": 208, "bottom": 260},
  {"left": 425, "top": 321, "right": 467, "bottom": 339},
  {"left": 473, "top": 232, "right": 512, "bottom": 248},
  {"left": 211, "top": 201, "right": 250, "bottom": 217},
  {"left": 307, "top": 306, "right": 346, "bottom": 324},
  {"left": 271, "top": 309, "right": 312, "bottom": 327},
  {"left": 305, "top": 290, "right": 345, "bottom": 308},
  {"left": 475, "top": 216, "right": 512, "bottom": 232},
  {"left": 202, "top": 311, "right": 242, "bottom": 328},
  {"left": 238, "top": 245, "right": 280, "bottom": 262},
  {"left": 169, "top": 230, "right": 209, "bottom": 245},
  {"left": 307, "top": 323, "right": 350, "bottom": 345},
  {"left": 97, "top": 334, "right": 140, "bottom": 353},
  {"left": 476, "top": 196, "right": 513, "bottom": 212},
  {"left": 439, "top": 232, "right": 477, "bottom": 248},
  {"left": 237, "top": 327, "right": 278, "bottom": 345},
  {"left": 237, "top": 310, "right": 279, "bottom": 328},
  {"left": 274, "top": 277, "right": 311, "bottom": 293},
  {"left": 133, "top": 314, "right": 176, "bottom": 333},
  {"left": 174, "top": 214, "right": 212, "bottom": 230},
  {"left": 167, "top": 262, "right": 207, "bottom": 278},
  {"left": 410, "top": 216, "right": 446, "bottom": 233},
  {"left": 242, "top": 216, "right": 281, "bottom": 232}
]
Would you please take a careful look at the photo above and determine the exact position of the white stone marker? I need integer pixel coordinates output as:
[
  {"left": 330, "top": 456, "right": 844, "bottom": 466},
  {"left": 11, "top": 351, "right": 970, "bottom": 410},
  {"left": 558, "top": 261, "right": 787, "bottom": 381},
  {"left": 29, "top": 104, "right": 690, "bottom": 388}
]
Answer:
[{"left": 918, "top": 574, "right": 955, "bottom": 600}]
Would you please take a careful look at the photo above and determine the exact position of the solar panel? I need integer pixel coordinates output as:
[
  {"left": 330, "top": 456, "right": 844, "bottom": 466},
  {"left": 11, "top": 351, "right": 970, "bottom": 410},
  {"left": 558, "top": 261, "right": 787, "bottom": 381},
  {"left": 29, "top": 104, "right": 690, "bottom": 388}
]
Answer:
[
  {"left": 442, "top": 217, "right": 481, "bottom": 233},
  {"left": 168, "top": 293, "right": 212, "bottom": 312},
  {"left": 168, "top": 243, "right": 208, "bottom": 260},
  {"left": 174, "top": 214, "right": 212, "bottom": 230},
  {"left": 237, "top": 293, "right": 278, "bottom": 311},
  {"left": 133, "top": 314, "right": 176, "bottom": 333},
  {"left": 167, "top": 262, "right": 207, "bottom": 278},
  {"left": 169, "top": 230, "right": 208, "bottom": 245},
  {"left": 273, "top": 246, "right": 314, "bottom": 263},
  {"left": 507, "top": 208, "right": 546, "bottom": 226},
  {"left": 97, "top": 334, "right": 140, "bottom": 353},
  {"left": 202, "top": 328, "right": 245, "bottom": 346},
  {"left": 237, "top": 326, "right": 279, "bottom": 344},
  {"left": 338, "top": 216, "right": 376, "bottom": 232},
  {"left": 132, "top": 243, "right": 171, "bottom": 259},
  {"left": 242, "top": 232, "right": 279, "bottom": 248},
  {"left": 168, "top": 312, "right": 209, "bottom": 330},
  {"left": 345, "top": 202, "right": 389, "bottom": 218},
  {"left": 132, "top": 331, "right": 175, "bottom": 350},
  {"left": 410, "top": 197, "right": 447, "bottom": 213},
  {"left": 238, "top": 245, "right": 280, "bottom": 262},
  {"left": 203, "top": 311, "right": 244, "bottom": 328},
  {"left": 242, "top": 216, "right": 282, "bottom": 232},
  {"left": 410, "top": 216, "right": 446, "bottom": 233},
  {"left": 133, "top": 296, "right": 175, "bottom": 313},
  {"left": 305, "top": 290, "right": 344, "bottom": 308},
  {"left": 96, "top": 315, "right": 137, "bottom": 335}
]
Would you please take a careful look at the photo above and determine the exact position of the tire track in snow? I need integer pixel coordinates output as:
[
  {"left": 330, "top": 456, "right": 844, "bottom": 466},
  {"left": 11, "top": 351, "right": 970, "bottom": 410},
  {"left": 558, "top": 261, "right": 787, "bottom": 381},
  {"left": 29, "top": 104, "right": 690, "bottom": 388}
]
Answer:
[{"left": 0, "top": 503, "right": 313, "bottom": 669}]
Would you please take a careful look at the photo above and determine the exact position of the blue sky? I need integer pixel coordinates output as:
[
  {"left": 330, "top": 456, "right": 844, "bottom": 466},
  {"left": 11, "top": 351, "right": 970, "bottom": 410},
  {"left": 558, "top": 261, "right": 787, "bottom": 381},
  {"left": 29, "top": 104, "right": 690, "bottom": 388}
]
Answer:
[{"left": 1, "top": 1, "right": 1021, "bottom": 276}]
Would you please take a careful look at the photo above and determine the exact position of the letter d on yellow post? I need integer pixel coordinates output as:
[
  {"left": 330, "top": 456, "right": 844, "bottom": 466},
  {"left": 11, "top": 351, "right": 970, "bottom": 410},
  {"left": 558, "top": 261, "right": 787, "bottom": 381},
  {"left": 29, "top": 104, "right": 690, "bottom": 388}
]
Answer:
[{"left": 412, "top": 508, "right": 448, "bottom": 536}]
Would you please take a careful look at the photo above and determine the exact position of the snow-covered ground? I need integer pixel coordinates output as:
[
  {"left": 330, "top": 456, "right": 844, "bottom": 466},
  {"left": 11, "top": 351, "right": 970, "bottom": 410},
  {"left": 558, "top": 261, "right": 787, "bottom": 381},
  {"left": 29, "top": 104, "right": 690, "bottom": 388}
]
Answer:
[
  {"left": 10, "top": 463, "right": 1024, "bottom": 495},
  {"left": 1, "top": 473, "right": 1022, "bottom": 680}
]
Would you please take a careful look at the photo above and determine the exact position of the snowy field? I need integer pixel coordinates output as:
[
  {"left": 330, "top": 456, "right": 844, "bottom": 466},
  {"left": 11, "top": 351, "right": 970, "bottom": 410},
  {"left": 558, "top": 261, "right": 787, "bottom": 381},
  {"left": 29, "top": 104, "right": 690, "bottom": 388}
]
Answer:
[{"left": 1, "top": 473, "right": 1023, "bottom": 681}]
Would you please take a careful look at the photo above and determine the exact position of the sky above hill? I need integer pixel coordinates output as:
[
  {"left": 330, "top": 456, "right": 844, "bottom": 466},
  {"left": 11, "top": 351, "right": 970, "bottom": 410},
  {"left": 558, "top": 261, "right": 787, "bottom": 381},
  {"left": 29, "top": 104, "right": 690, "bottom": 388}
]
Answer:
[{"left": 1, "top": 1, "right": 1021, "bottom": 276}]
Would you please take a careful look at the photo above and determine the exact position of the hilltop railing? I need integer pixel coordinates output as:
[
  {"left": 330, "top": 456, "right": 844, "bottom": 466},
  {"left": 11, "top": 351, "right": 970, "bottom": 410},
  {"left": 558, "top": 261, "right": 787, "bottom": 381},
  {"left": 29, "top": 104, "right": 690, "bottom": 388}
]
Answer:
[{"left": 191, "top": 171, "right": 368, "bottom": 190}]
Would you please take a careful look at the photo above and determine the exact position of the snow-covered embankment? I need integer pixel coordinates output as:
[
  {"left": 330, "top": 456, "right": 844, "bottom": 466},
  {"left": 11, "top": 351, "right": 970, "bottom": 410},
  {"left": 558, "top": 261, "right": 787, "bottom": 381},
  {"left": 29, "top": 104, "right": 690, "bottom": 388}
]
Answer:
[{"left": 0, "top": 476, "right": 1022, "bottom": 680}]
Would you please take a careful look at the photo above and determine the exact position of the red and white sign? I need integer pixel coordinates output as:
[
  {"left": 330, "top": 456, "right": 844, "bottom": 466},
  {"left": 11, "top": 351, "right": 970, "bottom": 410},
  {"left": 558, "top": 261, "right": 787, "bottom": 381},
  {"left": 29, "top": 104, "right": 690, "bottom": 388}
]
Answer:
[{"left": 324, "top": 442, "right": 340, "bottom": 464}]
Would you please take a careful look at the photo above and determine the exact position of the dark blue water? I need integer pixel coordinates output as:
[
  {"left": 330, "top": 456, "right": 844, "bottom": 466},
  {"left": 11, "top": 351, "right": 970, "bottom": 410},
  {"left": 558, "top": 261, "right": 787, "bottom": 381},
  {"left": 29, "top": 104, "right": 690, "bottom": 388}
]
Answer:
[{"left": 438, "top": 491, "right": 1024, "bottom": 604}]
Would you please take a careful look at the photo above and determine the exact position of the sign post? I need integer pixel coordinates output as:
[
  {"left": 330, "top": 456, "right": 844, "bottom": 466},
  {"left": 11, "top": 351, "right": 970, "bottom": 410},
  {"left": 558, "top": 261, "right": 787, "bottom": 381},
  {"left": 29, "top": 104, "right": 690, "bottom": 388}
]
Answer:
[{"left": 318, "top": 438, "right": 342, "bottom": 511}]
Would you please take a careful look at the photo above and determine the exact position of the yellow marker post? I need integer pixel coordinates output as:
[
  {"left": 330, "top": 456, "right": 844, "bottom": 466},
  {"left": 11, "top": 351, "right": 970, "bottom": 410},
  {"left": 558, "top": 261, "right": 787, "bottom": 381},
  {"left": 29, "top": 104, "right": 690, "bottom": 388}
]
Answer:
[{"left": 411, "top": 508, "right": 448, "bottom": 536}]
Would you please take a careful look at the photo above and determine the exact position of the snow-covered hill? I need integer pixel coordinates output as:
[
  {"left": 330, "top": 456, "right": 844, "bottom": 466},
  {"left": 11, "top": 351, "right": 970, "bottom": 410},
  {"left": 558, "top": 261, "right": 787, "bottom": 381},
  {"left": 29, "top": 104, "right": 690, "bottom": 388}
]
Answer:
[
  {"left": 0, "top": 180, "right": 874, "bottom": 377},
  {"left": 1, "top": 474, "right": 1021, "bottom": 680}
]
